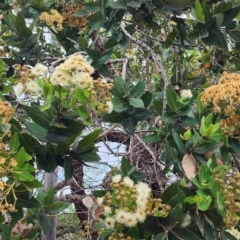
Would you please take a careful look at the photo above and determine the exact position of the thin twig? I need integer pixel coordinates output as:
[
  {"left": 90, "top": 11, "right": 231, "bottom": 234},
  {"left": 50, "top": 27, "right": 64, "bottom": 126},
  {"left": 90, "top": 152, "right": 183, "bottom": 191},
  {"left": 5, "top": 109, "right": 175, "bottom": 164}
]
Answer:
[{"left": 120, "top": 25, "right": 169, "bottom": 113}]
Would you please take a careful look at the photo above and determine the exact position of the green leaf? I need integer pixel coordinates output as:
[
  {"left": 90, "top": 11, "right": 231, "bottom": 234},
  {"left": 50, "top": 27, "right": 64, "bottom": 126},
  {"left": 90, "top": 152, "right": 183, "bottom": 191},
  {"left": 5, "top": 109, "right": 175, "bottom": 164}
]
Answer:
[
  {"left": 36, "top": 213, "right": 52, "bottom": 234},
  {"left": 153, "top": 100, "right": 163, "bottom": 115},
  {"left": 23, "top": 105, "right": 51, "bottom": 129},
  {"left": 107, "top": 2, "right": 128, "bottom": 10},
  {"left": 135, "top": 110, "right": 153, "bottom": 121},
  {"left": 229, "top": 30, "right": 240, "bottom": 42},
  {"left": 78, "top": 36, "right": 88, "bottom": 50},
  {"left": 141, "top": 92, "right": 152, "bottom": 108},
  {"left": 44, "top": 186, "right": 54, "bottom": 206},
  {"left": 78, "top": 129, "right": 101, "bottom": 150},
  {"left": 130, "top": 81, "right": 145, "bottom": 98},
  {"left": 112, "top": 97, "right": 129, "bottom": 112},
  {"left": 130, "top": 171, "right": 146, "bottom": 182},
  {"left": 154, "top": 233, "right": 166, "bottom": 240},
  {"left": 73, "top": 8, "right": 90, "bottom": 17},
  {"left": 127, "top": 226, "right": 139, "bottom": 239},
  {"left": 103, "top": 111, "right": 129, "bottom": 123},
  {"left": 75, "top": 88, "right": 89, "bottom": 106},
  {"left": 12, "top": 169, "right": 35, "bottom": 181},
  {"left": 176, "top": 116, "right": 198, "bottom": 127},
  {"left": 16, "top": 147, "right": 32, "bottom": 168},
  {"left": 78, "top": 152, "right": 101, "bottom": 162},
  {"left": 126, "top": 1, "right": 142, "bottom": 8},
  {"left": 9, "top": 132, "right": 20, "bottom": 152},
  {"left": 173, "top": 228, "right": 202, "bottom": 240},
  {"left": 129, "top": 98, "right": 145, "bottom": 108},
  {"left": 194, "top": 142, "right": 223, "bottom": 154},
  {"left": 166, "top": 87, "right": 181, "bottom": 112},
  {"left": 214, "top": 1, "right": 232, "bottom": 14},
  {"left": 21, "top": 179, "right": 43, "bottom": 188},
  {"left": 161, "top": 184, "right": 180, "bottom": 204},
  {"left": 165, "top": 30, "right": 177, "bottom": 48},
  {"left": 64, "top": 157, "right": 74, "bottom": 181},
  {"left": 92, "top": 190, "right": 108, "bottom": 198},
  {"left": 44, "top": 201, "right": 70, "bottom": 215},
  {"left": 0, "top": 224, "right": 11, "bottom": 240},
  {"left": 162, "top": 111, "right": 176, "bottom": 124},
  {"left": 194, "top": 0, "right": 204, "bottom": 22},
  {"left": 172, "top": 130, "right": 184, "bottom": 155},
  {"left": 114, "top": 76, "right": 129, "bottom": 96},
  {"left": 196, "top": 194, "right": 212, "bottom": 211},
  {"left": 122, "top": 115, "right": 138, "bottom": 135},
  {"left": 229, "top": 138, "right": 240, "bottom": 155},
  {"left": 164, "top": 204, "right": 183, "bottom": 228},
  {"left": 16, "top": 194, "right": 41, "bottom": 208},
  {"left": 222, "top": 6, "right": 240, "bottom": 26},
  {"left": 121, "top": 157, "right": 132, "bottom": 176}
]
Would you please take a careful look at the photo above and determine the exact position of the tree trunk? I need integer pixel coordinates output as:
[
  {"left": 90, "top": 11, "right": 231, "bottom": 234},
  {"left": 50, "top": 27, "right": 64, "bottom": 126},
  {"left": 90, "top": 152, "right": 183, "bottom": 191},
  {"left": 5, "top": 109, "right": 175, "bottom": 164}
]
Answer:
[{"left": 41, "top": 171, "right": 58, "bottom": 240}]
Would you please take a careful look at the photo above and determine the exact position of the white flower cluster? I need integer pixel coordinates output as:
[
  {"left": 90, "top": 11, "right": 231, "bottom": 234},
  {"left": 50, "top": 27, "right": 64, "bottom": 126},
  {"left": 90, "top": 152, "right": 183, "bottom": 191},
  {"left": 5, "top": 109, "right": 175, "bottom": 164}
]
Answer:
[
  {"left": 226, "top": 227, "right": 240, "bottom": 239},
  {"left": 97, "top": 175, "right": 151, "bottom": 229},
  {"left": 180, "top": 89, "right": 193, "bottom": 100},
  {"left": 13, "top": 63, "right": 48, "bottom": 97},
  {"left": 50, "top": 55, "right": 94, "bottom": 89}
]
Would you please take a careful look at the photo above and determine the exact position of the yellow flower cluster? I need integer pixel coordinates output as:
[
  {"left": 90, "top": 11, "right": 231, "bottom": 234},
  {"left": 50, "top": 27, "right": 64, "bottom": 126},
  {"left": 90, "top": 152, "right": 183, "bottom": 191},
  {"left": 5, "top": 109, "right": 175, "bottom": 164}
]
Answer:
[
  {"left": 214, "top": 167, "right": 240, "bottom": 228},
  {"left": 201, "top": 72, "right": 240, "bottom": 136},
  {"left": 63, "top": 4, "right": 88, "bottom": 32},
  {"left": 89, "top": 78, "right": 113, "bottom": 114},
  {"left": 93, "top": 175, "right": 170, "bottom": 237},
  {"left": 0, "top": 101, "right": 14, "bottom": 124},
  {"left": 39, "top": 9, "right": 63, "bottom": 31},
  {"left": 50, "top": 55, "right": 94, "bottom": 89}
]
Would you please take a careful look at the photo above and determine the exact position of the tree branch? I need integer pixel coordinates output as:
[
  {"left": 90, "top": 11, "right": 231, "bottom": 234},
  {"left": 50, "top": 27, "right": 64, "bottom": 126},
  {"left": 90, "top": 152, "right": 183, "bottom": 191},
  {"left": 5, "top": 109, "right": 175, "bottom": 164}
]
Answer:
[{"left": 120, "top": 25, "right": 169, "bottom": 113}]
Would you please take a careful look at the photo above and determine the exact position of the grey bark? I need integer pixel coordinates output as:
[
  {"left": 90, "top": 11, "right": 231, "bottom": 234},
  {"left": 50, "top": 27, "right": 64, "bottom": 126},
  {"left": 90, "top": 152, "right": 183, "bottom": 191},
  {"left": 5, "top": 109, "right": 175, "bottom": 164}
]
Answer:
[{"left": 41, "top": 170, "right": 58, "bottom": 240}]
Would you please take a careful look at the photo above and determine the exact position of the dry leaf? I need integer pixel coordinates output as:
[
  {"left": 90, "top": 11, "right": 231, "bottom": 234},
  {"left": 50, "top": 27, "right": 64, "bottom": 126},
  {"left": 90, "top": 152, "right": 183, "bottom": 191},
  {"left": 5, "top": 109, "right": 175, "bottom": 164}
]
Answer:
[
  {"left": 82, "top": 196, "right": 94, "bottom": 208},
  {"left": 204, "top": 151, "right": 224, "bottom": 166},
  {"left": 94, "top": 205, "right": 104, "bottom": 218},
  {"left": 182, "top": 153, "right": 197, "bottom": 180}
]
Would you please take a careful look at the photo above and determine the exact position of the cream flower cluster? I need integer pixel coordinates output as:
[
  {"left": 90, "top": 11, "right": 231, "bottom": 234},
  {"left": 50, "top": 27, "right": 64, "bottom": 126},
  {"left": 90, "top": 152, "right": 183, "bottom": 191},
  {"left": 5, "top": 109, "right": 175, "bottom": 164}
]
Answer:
[
  {"left": 50, "top": 55, "right": 94, "bottom": 89},
  {"left": 96, "top": 174, "right": 170, "bottom": 231},
  {"left": 180, "top": 89, "right": 193, "bottom": 100},
  {"left": 226, "top": 227, "right": 240, "bottom": 239},
  {"left": 13, "top": 63, "right": 48, "bottom": 97}
]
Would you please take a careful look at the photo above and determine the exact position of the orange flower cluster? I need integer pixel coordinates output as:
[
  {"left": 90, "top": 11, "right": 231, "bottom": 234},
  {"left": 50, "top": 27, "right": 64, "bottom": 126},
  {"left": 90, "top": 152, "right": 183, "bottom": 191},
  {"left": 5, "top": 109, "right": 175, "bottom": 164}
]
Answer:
[
  {"left": 201, "top": 72, "right": 240, "bottom": 136},
  {"left": 63, "top": 4, "right": 88, "bottom": 32},
  {"left": 0, "top": 101, "right": 14, "bottom": 124}
]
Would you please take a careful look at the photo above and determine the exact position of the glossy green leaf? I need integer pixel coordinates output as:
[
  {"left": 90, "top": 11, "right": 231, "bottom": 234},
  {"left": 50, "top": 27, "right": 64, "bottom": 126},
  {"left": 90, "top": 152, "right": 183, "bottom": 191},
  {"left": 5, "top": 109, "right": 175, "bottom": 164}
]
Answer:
[
  {"left": 78, "top": 129, "right": 101, "bottom": 149},
  {"left": 172, "top": 130, "right": 184, "bottom": 155},
  {"left": 64, "top": 157, "right": 74, "bottom": 181},
  {"left": 112, "top": 97, "right": 129, "bottom": 112},
  {"left": 172, "top": 228, "right": 202, "bottom": 240},
  {"left": 16, "top": 147, "right": 32, "bottom": 167},
  {"left": 164, "top": 203, "right": 183, "bottom": 228},
  {"left": 135, "top": 110, "right": 153, "bottom": 121},
  {"left": 130, "top": 171, "right": 146, "bottom": 182},
  {"left": 23, "top": 105, "right": 51, "bottom": 129},
  {"left": 141, "top": 92, "right": 152, "bottom": 108},
  {"left": 78, "top": 36, "right": 88, "bottom": 50},
  {"left": 121, "top": 157, "right": 132, "bottom": 176},
  {"left": 44, "top": 186, "right": 54, "bottom": 206},
  {"left": 12, "top": 169, "right": 35, "bottom": 181},
  {"left": 127, "top": 225, "right": 139, "bottom": 239},
  {"left": 165, "top": 30, "right": 177, "bottom": 48},
  {"left": 9, "top": 132, "right": 20, "bottom": 152},
  {"left": 114, "top": 76, "right": 129, "bottom": 96},
  {"left": 44, "top": 201, "right": 70, "bottom": 215},
  {"left": 166, "top": 86, "right": 181, "bottom": 112},
  {"left": 107, "top": 2, "right": 128, "bottom": 10},
  {"left": 36, "top": 213, "right": 51, "bottom": 234},
  {"left": 154, "top": 233, "right": 166, "bottom": 240},
  {"left": 16, "top": 194, "right": 41, "bottom": 208},
  {"left": 122, "top": 115, "right": 138, "bottom": 135},
  {"left": 130, "top": 81, "right": 145, "bottom": 98},
  {"left": 229, "top": 138, "right": 240, "bottom": 155},
  {"left": 129, "top": 98, "right": 145, "bottom": 108},
  {"left": 194, "top": 141, "right": 223, "bottom": 154},
  {"left": 103, "top": 111, "right": 129, "bottom": 123}
]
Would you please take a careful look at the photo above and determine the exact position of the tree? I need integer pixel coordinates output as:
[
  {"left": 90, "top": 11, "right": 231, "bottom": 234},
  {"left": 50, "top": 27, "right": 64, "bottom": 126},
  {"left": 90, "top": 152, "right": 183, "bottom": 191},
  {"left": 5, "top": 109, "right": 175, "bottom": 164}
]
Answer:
[{"left": 1, "top": 0, "right": 240, "bottom": 239}]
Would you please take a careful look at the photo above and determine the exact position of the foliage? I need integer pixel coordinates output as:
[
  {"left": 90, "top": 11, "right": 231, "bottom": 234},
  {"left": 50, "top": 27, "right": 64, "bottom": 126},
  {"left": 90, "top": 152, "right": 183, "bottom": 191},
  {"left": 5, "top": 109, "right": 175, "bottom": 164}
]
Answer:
[{"left": 1, "top": 0, "right": 240, "bottom": 239}]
